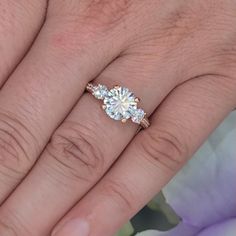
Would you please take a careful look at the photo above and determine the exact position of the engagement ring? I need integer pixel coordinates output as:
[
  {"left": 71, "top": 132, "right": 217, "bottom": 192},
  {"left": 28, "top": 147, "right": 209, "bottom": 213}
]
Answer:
[{"left": 86, "top": 83, "right": 150, "bottom": 129}]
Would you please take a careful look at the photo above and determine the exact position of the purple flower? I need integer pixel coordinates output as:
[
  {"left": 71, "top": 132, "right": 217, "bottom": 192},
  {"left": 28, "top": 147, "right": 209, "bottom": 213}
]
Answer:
[{"left": 136, "top": 111, "right": 236, "bottom": 236}]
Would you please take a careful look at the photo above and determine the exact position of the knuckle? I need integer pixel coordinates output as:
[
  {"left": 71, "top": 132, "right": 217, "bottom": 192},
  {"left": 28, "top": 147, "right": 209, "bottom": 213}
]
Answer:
[
  {"left": 45, "top": 18, "right": 98, "bottom": 58},
  {"left": 49, "top": 0, "right": 131, "bottom": 29},
  {"left": 159, "top": 4, "right": 195, "bottom": 41},
  {"left": 160, "top": 1, "right": 217, "bottom": 45},
  {"left": 84, "top": 0, "right": 132, "bottom": 30},
  {"left": 47, "top": 0, "right": 131, "bottom": 52},
  {"left": 46, "top": 121, "right": 105, "bottom": 182},
  {"left": 0, "top": 112, "right": 36, "bottom": 176},
  {"left": 139, "top": 128, "right": 188, "bottom": 171},
  {"left": 102, "top": 179, "right": 135, "bottom": 211}
]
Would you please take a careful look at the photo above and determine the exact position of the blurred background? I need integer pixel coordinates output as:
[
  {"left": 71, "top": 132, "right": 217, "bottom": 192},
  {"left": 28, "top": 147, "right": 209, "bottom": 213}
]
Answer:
[{"left": 116, "top": 191, "right": 181, "bottom": 236}]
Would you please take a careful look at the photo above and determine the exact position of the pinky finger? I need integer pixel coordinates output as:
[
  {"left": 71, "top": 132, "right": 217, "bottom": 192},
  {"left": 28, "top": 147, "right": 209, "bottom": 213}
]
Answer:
[{"left": 52, "top": 75, "right": 236, "bottom": 236}]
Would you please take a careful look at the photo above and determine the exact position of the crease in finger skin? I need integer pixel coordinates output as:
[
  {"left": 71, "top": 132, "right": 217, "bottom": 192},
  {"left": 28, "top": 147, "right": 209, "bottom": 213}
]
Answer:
[{"left": 0, "top": 220, "right": 17, "bottom": 236}]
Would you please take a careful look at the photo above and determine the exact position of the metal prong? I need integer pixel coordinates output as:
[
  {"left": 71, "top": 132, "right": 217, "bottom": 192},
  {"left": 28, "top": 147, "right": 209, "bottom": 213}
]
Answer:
[
  {"left": 86, "top": 83, "right": 94, "bottom": 93},
  {"left": 102, "top": 105, "right": 107, "bottom": 110},
  {"left": 121, "top": 119, "right": 127, "bottom": 123},
  {"left": 114, "top": 85, "right": 120, "bottom": 89},
  {"left": 135, "top": 97, "right": 140, "bottom": 102}
]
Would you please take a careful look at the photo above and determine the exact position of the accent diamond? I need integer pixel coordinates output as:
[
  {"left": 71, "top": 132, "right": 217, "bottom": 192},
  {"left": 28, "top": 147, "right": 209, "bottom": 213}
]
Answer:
[
  {"left": 131, "top": 108, "right": 145, "bottom": 124},
  {"left": 103, "top": 86, "right": 137, "bottom": 121},
  {"left": 92, "top": 84, "right": 108, "bottom": 99}
]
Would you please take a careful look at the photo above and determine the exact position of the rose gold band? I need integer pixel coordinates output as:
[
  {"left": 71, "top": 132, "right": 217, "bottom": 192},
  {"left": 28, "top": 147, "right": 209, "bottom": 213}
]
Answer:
[
  {"left": 86, "top": 83, "right": 94, "bottom": 93},
  {"left": 140, "top": 117, "right": 150, "bottom": 129}
]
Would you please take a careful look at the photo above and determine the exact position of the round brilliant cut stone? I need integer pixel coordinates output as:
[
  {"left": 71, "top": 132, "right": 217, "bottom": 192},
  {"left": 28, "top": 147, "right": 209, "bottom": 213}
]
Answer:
[
  {"left": 93, "top": 84, "right": 108, "bottom": 99},
  {"left": 104, "top": 86, "right": 137, "bottom": 120},
  {"left": 131, "top": 108, "right": 145, "bottom": 124}
]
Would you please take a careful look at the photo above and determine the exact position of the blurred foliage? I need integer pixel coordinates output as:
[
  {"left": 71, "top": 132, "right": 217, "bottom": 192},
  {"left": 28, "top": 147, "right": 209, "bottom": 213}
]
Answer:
[
  {"left": 147, "top": 192, "right": 181, "bottom": 226},
  {"left": 114, "top": 222, "right": 134, "bottom": 236},
  {"left": 115, "top": 192, "right": 181, "bottom": 236}
]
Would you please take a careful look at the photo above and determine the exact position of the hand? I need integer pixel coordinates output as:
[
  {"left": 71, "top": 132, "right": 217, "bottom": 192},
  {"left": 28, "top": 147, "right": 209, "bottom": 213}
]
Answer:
[{"left": 0, "top": 1, "right": 235, "bottom": 236}]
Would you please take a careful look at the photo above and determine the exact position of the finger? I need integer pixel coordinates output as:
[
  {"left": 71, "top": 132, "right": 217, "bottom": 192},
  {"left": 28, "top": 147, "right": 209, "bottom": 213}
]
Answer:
[
  {"left": 0, "top": 0, "right": 47, "bottom": 85},
  {"left": 0, "top": 50, "right": 182, "bottom": 235},
  {"left": 0, "top": 1, "right": 126, "bottom": 203},
  {"left": 52, "top": 75, "right": 236, "bottom": 236}
]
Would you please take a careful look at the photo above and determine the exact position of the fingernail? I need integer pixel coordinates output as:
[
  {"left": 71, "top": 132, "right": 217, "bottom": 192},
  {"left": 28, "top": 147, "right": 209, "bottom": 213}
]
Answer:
[{"left": 52, "top": 218, "right": 90, "bottom": 236}]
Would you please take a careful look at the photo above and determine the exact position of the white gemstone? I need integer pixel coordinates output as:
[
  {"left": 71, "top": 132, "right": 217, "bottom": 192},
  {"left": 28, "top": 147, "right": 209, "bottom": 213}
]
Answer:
[
  {"left": 131, "top": 108, "right": 145, "bottom": 124},
  {"left": 93, "top": 84, "right": 108, "bottom": 99},
  {"left": 104, "top": 86, "right": 137, "bottom": 120}
]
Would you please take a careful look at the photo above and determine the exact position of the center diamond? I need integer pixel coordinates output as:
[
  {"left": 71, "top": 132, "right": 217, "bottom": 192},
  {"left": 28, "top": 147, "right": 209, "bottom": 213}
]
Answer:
[{"left": 104, "top": 86, "right": 137, "bottom": 121}]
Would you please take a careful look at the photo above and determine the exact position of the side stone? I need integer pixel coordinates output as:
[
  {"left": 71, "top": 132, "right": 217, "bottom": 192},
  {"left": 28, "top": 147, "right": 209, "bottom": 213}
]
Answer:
[
  {"left": 93, "top": 84, "right": 109, "bottom": 99},
  {"left": 131, "top": 108, "right": 145, "bottom": 124}
]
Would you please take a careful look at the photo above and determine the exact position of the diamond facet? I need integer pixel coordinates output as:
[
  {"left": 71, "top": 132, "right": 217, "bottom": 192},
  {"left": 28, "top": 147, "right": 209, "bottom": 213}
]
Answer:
[
  {"left": 131, "top": 108, "right": 145, "bottom": 124},
  {"left": 104, "top": 86, "right": 137, "bottom": 121},
  {"left": 92, "top": 84, "right": 108, "bottom": 99}
]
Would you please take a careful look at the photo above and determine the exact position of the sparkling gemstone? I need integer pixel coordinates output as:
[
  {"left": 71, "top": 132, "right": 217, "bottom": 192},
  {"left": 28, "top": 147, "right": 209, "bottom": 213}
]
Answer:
[
  {"left": 131, "top": 108, "right": 145, "bottom": 124},
  {"left": 92, "top": 84, "right": 108, "bottom": 99},
  {"left": 104, "top": 86, "right": 137, "bottom": 120}
]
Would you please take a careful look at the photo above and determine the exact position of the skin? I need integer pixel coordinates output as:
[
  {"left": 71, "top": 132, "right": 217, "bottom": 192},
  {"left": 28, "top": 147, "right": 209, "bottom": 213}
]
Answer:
[{"left": 0, "top": 0, "right": 235, "bottom": 235}]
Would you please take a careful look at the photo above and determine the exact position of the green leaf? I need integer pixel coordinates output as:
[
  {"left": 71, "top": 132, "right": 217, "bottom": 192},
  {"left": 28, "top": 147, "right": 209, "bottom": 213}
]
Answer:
[
  {"left": 147, "top": 192, "right": 181, "bottom": 226},
  {"left": 147, "top": 192, "right": 166, "bottom": 211},
  {"left": 115, "top": 222, "right": 134, "bottom": 236}
]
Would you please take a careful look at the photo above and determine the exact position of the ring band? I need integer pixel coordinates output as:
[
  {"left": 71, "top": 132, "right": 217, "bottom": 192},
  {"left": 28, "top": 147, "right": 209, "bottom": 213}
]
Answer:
[{"left": 86, "top": 83, "right": 150, "bottom": 129}]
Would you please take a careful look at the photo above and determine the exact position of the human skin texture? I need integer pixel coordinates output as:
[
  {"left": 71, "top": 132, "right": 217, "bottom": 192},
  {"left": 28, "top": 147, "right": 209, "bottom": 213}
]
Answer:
[{"left": 0, "top": 0, "right": 235, "bottom": 236}]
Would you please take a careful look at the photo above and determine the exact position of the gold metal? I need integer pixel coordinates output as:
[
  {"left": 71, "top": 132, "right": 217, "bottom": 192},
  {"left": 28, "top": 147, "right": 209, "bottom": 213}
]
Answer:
[
  {"left": 121, "top": 119, "right": 127, "bottom": 123},
  {"left": 86, "top": 83, "right": 94, "bottom": 93},
  {"left": 140, "top": 117, "right": 150, "bottom": 129}
]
